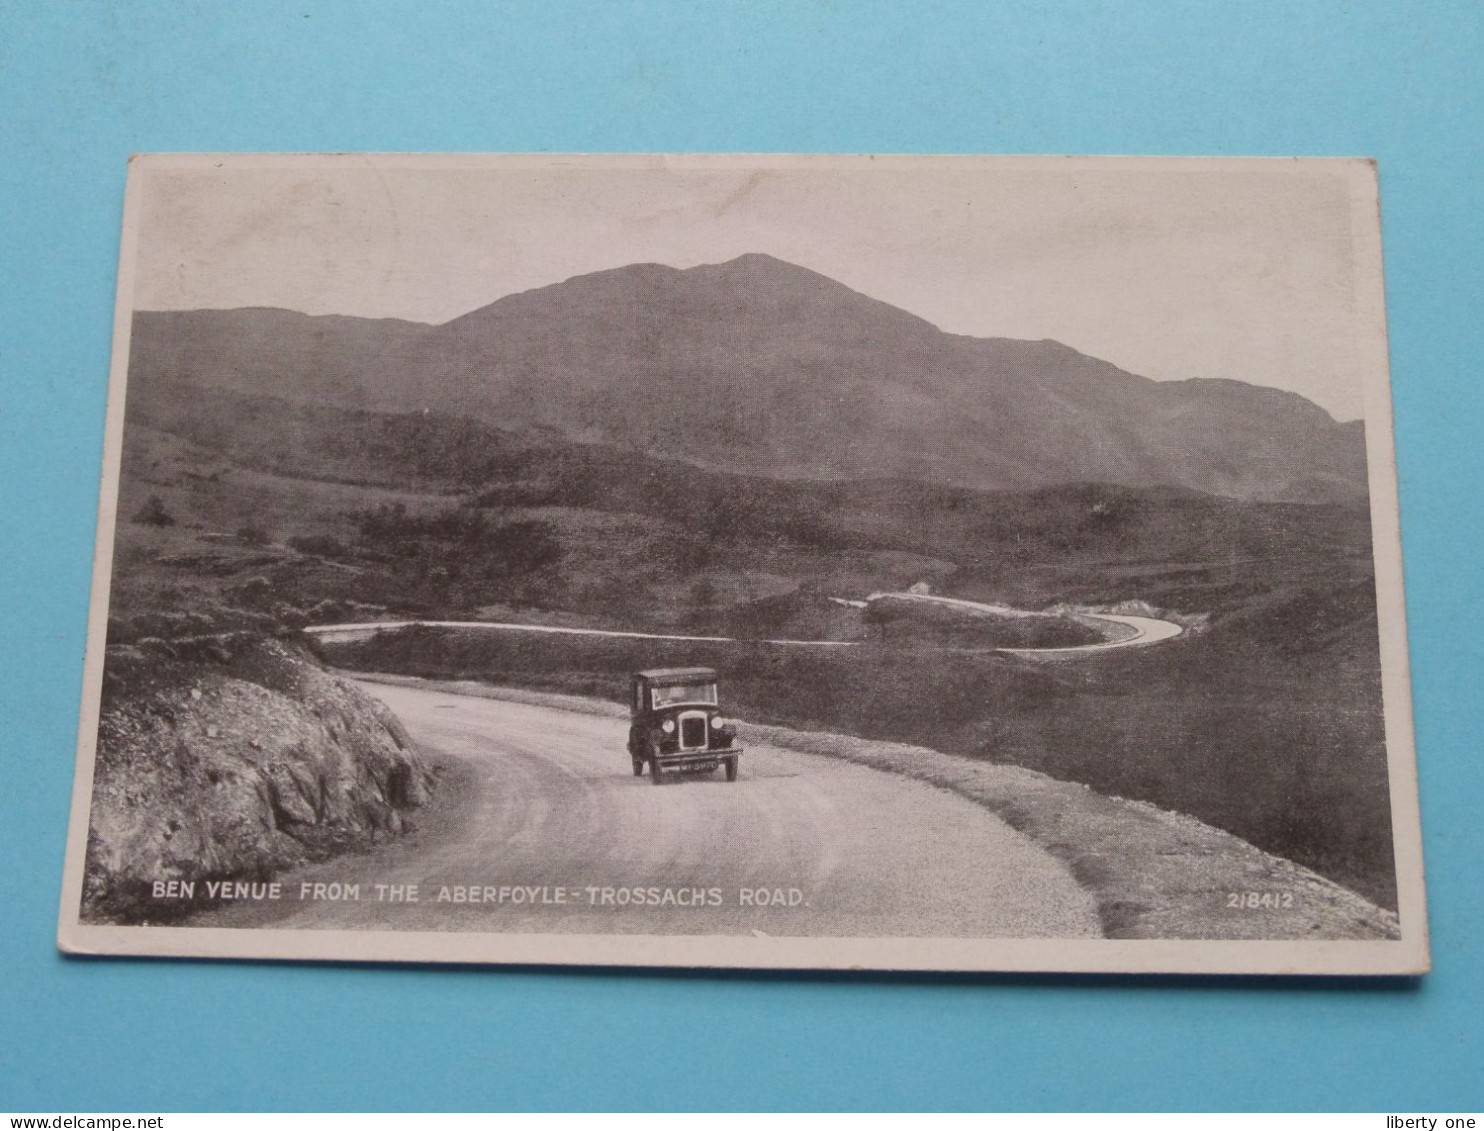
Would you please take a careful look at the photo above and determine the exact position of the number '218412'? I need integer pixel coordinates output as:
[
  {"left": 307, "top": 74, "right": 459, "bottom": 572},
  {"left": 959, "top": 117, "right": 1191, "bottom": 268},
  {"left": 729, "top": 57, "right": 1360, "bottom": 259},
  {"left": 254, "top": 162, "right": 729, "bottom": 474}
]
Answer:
[{"left": 1227, "top": 891, "right": 1294, "bottom": 910}]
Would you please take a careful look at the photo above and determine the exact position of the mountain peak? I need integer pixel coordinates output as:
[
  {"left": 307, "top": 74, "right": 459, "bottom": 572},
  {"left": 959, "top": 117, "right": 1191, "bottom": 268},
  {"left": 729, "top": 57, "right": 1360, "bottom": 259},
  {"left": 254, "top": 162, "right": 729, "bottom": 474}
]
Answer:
[{"left": 549, "top": 254, "right": 819, "bottom": 293}]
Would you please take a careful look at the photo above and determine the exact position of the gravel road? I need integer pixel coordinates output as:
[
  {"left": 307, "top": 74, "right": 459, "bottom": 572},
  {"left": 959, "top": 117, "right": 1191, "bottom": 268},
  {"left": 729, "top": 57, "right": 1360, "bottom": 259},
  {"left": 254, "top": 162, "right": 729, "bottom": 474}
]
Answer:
[
  {"left": 196, "top": 680, "right": 1101, "bottom": 938},
  {"left": 305, "top": 598, "right": 1183, "bottom": 657}
]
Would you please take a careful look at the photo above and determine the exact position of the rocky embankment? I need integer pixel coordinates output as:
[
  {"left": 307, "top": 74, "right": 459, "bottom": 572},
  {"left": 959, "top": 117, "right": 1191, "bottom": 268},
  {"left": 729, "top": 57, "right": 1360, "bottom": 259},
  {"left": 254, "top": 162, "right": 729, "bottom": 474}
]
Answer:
[{"left": 83, "top": 634, "right": 434, "bottom": 923}]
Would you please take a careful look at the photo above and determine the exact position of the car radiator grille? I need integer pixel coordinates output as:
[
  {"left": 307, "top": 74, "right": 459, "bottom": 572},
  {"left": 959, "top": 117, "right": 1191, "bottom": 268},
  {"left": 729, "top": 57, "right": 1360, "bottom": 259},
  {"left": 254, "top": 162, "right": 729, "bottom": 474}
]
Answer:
[{"left": 680, "top": 717, "right": 707, "bottom": 749}]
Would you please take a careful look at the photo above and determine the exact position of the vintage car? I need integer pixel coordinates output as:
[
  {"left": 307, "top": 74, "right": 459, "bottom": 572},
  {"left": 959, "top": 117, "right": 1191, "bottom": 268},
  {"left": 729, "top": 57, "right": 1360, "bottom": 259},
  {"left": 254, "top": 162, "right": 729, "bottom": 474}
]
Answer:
[{"left": 627, "top": 667, "right": 743, "bottom": 784}]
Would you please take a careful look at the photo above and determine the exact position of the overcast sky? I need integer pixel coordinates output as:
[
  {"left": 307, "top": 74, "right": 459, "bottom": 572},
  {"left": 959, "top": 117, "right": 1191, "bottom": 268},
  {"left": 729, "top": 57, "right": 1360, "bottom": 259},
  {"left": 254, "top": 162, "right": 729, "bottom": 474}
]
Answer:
[{"left": 131, "top": 155, "right": 1383, "bottom": 420}]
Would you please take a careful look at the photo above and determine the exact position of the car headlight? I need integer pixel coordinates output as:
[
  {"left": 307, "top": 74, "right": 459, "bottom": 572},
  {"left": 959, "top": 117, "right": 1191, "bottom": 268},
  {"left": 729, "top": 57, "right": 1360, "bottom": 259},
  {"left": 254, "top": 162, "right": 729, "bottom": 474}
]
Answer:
[
  {"left": 661, "top": 719, "right": 676, "bottom": 734},
  {"left": 711, "top": 715, "right": 729, "bottom": 730}
]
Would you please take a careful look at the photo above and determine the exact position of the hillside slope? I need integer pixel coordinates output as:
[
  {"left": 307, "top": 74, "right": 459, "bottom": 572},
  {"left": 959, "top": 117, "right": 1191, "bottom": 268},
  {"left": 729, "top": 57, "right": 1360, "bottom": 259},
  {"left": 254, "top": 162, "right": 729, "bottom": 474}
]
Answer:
[{"left": 114, "top": 381, "right": 1377, "bottom": 636}]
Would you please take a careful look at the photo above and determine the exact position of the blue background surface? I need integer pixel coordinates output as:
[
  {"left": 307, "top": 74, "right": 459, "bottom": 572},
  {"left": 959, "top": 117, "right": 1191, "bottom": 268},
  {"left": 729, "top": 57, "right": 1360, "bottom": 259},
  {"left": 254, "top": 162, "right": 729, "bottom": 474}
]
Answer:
[{"left": 2, "top": 0, "right": 1481, "bottom": 1112}]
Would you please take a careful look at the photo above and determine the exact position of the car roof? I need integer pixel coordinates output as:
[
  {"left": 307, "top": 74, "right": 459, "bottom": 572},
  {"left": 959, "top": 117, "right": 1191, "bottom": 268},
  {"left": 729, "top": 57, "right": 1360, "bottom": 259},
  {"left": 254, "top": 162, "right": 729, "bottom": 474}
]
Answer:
[{"left": 635, "top": 667, "right": 719, "bottom": 684}]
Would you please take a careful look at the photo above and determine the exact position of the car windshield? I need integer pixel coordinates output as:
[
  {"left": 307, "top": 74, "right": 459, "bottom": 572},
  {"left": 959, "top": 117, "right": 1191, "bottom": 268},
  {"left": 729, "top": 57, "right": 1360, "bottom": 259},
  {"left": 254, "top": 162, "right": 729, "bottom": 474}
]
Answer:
[{"left": 651, "top": 683, "right": 717, "bottom": 709}]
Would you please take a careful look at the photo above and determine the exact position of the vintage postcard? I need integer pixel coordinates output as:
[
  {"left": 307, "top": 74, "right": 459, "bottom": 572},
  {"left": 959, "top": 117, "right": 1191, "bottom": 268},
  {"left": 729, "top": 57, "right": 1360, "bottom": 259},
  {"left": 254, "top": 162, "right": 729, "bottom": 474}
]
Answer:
[{"left": 58, "top": 154, "right": 1426, "bottom": 974}]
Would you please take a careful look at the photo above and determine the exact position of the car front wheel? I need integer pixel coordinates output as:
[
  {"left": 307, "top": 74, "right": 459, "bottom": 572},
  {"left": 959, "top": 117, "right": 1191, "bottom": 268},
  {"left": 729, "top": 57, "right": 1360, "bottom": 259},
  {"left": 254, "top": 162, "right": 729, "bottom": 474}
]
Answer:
[
  {"left": 650, "top": 746, "right": 666, "bottom": 786},
  {"left": 724, "top": 756, "right": 738, "bottom": 782}
]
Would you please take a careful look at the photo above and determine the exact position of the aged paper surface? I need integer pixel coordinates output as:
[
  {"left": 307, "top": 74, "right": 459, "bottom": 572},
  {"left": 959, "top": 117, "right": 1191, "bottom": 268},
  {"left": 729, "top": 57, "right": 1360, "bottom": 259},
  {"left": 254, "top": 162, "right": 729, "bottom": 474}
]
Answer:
[{"left": 58, "top": 154, "right": 1426, "bottom": 974}]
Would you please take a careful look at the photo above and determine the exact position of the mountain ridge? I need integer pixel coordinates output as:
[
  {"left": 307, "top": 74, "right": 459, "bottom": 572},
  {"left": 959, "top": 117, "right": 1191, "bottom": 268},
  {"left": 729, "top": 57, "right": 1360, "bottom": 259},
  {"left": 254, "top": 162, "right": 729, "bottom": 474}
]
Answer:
[{"left": 129, "top": 253, "right": 1367, "bottom": 502}]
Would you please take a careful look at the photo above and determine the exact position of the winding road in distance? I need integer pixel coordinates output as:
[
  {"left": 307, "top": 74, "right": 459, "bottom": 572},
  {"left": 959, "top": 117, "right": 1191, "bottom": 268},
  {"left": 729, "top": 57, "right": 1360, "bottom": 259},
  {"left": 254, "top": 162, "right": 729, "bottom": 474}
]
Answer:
[{"left": 193, "top": 680, "right": 1102, "bottom": 939}]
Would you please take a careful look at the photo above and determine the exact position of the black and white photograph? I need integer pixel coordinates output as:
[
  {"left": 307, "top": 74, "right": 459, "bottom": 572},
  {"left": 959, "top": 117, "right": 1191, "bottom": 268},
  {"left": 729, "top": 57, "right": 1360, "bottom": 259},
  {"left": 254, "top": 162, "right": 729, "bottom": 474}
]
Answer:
[{"left": 58, "top": 153, "right": 1425, "bottom": 974}]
